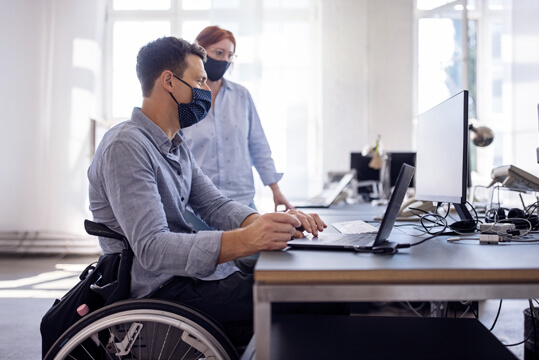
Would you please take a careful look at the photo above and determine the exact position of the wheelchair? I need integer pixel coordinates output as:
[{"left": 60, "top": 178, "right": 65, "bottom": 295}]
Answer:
[{"left": 43, "top": 221, "right": 242, "bottom": 360}]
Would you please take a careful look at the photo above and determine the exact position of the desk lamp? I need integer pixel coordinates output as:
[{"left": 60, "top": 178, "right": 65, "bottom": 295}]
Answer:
[{"left": 469, "top": 124, "right": 494, "bottom": 147}]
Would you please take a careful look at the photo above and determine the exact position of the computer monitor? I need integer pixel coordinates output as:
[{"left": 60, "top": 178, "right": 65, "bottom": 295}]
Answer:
[
  {"left": 384, "top": 152, "right": 416, "bottom": 188},
  {"left": 350, "top": 153, "right": 380, "bottom": 182},
  {"left": 415, "top": 90, "right": 473, "bottom": 221},
  {"left": 350, "top": 152, "right": 381, "bottom": 197}
]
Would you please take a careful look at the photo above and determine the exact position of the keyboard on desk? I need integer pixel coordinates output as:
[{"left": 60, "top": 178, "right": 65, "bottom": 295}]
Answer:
[{"left": 332, "top": 220, "right": 379, "bottom": 234}]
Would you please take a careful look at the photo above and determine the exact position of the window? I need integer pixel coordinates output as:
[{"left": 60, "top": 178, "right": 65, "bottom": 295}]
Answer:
[{"left": 416, "top": 0, "right": 509, "bottom": 184}]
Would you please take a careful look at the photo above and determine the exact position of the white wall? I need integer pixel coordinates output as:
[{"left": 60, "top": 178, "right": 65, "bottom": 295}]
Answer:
[
  {"left": 510, "top": 0, "right": 539, "bottom": 174},
  {"left": 0, "top": 0, "right": 106, "bottom": 239},
  {"left": 367, "top": 0, "right": 414, "bottom": 152},
  {"left": 321, "top": 0, "right": 414, "bottom": 176},
  {"left": 0, "top": 1, "right": 45, "bottom": 232}
]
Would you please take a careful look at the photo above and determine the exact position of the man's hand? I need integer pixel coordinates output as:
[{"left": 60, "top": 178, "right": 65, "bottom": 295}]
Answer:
[
  {"left": 286, "top": 209, "right": 327, "bottom": 238},
  {"left": 219, "top": 212, "right": 301, "bottom": 263},
  {"left": 242, "top": 212, "right": 301, "bottom": 251}
]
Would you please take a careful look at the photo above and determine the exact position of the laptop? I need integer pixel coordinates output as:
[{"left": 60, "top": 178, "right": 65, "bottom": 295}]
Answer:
[
  {"left": 288, "top": 163, "right": 415, "bottom": 254},
  {"left": 293, "top": 172, "right": 355, "bottom": 208}
]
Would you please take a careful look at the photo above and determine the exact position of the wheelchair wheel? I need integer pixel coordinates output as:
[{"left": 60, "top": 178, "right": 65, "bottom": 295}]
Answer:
[{"left": 44, "top": 299, "right": 239, "bottom": 360}]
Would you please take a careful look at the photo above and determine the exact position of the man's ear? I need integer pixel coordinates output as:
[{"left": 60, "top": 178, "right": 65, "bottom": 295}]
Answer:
[{"left": 161, "top": 70, "right": 175, "bottom": 92}]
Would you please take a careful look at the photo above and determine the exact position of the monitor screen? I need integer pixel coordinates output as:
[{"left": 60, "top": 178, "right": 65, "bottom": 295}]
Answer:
[
  {"left": 415, "top": 90, "right": 469, "bottom": 205},
  {"left": 385, "top": 152, "right": 416, "bottom": 188},
  {"left": 350, "top": 153, "right": 380, "bottom": 182}
]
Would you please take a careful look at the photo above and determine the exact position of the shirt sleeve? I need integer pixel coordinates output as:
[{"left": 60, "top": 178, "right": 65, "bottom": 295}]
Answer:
[
  {"left": 98, "top": 140, "right": 222, "bottom": 278},
  {"left": 245, "top": 91, "right": 284, "bottom": 186}
]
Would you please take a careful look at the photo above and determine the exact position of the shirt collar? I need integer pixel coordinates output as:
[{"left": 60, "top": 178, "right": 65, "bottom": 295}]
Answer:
[
  {"left": 131, "top": 107, "right": 182, "bottom": 154},
  {"left": 221, "top": 78, "right": 233, "bottom": 92}
]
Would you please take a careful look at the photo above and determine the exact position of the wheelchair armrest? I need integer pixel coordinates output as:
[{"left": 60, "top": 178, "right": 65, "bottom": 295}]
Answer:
[{"left": 84, "top": 219, "right": 126, "bottom": 241}]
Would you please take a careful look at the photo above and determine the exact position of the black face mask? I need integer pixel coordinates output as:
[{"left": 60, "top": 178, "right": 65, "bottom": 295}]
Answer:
[
  {"left": 169, "top": 75, "right": 212, "bottom": 129},
  {"left": 204, "top": 56, "right": 231, "bottom": 81}
]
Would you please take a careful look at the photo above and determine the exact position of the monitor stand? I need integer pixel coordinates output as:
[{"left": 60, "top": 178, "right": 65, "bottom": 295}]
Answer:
[{"left": 453, "top": 203, "right": 474, "bottom": 221}]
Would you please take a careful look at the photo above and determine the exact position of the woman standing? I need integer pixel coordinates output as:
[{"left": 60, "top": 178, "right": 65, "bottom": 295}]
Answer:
[{"left": 182, "top": 26, "right": 293, "bottom": 230}]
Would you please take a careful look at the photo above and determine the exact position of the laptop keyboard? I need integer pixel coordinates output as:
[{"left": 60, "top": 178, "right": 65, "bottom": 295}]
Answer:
[{"left": 332, "top": 220, "right": 378, "bottom": 234}]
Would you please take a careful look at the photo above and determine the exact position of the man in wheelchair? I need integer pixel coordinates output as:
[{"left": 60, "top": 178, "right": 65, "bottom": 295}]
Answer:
[{"left": 87, "top": 36, "right": 329, "bottom": 348}]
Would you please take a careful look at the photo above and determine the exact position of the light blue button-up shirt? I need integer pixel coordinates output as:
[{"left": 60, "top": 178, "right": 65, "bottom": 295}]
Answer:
[
  {"left": 88, "top": 107, "right": 257, "bottom": 298},
  {"left": 181, "top": 79, "right": 283, "bottom": 206}
]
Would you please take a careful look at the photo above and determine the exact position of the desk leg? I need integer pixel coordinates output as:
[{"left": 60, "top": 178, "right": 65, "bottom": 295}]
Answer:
[{"left": 254, "top": 290, "right": 271, "bottom": 360}]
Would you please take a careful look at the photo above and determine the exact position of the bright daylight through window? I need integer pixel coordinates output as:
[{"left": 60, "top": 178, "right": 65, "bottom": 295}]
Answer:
[{"left": 416, "top": 0, "right": 508, "bottom": 185}]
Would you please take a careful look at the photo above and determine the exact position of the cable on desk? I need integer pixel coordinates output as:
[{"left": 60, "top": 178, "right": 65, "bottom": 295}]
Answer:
[
  {"left": 437, "top": 201, "right": 481, "bottom": 233},
  {"left": 447, "top": 217, "right": 539, "bottom": 244},
  {"left": 504, "top": 235, "right": 539, "bottom": 243},
  {"left": 411, "top": 201, "right": 482, "bottom": 235},
  {"left": 408, "top": 207, "right": 449, "bottom": 235},
  {"left": 396, "top": 232, "right": 442, "bottom": 249}
]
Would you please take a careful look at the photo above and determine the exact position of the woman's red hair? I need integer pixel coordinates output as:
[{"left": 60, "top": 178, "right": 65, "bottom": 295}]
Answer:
[{"left": 195, "top": 26, "right": 236, "bottom": 52}]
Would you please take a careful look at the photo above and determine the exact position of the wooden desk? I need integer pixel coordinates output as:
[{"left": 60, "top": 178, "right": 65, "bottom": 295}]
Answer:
[{"left": 253, "top": 204, "right": 539, "bottom": 359}]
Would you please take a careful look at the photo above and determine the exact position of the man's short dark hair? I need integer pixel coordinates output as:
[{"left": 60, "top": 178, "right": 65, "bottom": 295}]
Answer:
[{"left": 136, "top": 36, "right": 207, "bottom": 97}]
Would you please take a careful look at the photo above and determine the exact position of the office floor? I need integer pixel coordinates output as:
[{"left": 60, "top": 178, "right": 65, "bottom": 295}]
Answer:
[{"left": 0, "top": 254, "right": 531, "bottom": 360}]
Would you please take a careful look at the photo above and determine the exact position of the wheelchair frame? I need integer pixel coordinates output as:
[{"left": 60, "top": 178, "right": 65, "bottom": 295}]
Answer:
[{"left": 43, "top": 221, "right": 240, "bottom": 360}]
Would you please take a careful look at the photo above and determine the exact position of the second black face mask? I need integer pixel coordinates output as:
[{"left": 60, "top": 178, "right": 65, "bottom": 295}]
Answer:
[{"left": 204, "top": 56, "right": 231, "bottom": 81}]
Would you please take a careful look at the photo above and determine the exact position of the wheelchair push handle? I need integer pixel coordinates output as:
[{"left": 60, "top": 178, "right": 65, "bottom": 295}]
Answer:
[
  {"left": 84, "top": 219, "right": 131, "bottom": 252},
  {"left": 84, "top": 220, "right": 125, "bottom": 241}
]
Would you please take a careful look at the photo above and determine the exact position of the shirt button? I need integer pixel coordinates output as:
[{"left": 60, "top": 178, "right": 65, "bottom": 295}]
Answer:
[
  {"left": 192, "top": 230, "right": 197, "bottom": 233},
  {"left": 181, "top": 197, "right": 185, "bottom": 202}
]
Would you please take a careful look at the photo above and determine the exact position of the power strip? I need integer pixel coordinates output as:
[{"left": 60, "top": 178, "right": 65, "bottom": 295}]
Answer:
[{"left": 479, "top": 223, "right": 515, "bottom": 234}]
